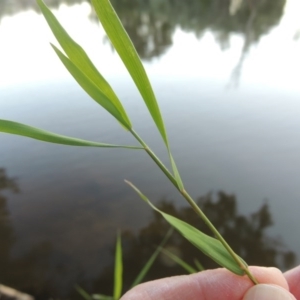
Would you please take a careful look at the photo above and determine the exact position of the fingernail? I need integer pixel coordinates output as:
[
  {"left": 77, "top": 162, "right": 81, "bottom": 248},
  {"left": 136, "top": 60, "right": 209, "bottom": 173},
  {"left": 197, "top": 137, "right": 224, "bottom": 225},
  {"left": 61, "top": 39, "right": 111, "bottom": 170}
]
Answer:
[{"left": 243, "top": 284, "right": 296, "bottom": 300}]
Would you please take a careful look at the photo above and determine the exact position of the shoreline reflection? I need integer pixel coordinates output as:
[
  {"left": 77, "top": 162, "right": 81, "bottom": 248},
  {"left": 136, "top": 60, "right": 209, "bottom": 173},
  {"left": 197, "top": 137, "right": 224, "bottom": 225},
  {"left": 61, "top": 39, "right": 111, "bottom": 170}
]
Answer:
[
  {"left": 93, "top": 191, "right": 295, "bottom": 296},
  {"left": 1, "top": 0, "right": 286, "bottom": 62},
  {"left": 0, "top": 168, "right": 295, "bottom": 299}
]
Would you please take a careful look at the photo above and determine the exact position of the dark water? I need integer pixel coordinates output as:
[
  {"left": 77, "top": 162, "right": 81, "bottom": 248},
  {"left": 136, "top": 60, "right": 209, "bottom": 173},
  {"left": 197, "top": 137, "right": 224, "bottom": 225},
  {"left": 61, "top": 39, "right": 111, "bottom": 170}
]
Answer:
[{"left": 1, "top": 0, "right": 300, "bottom": 298}]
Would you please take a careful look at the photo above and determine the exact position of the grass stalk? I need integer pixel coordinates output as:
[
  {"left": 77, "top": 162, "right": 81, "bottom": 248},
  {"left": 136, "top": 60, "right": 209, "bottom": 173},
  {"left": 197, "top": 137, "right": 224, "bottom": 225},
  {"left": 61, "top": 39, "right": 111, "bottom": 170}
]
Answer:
[
  {"left": 32, "top": 0, "right": 259, "bottom": 286},
  {"left": 130, "top": 128, "right": 258, "bottom": 285},
  {"left": 130, "top": 129, "right": 178, "bottom": 188}
]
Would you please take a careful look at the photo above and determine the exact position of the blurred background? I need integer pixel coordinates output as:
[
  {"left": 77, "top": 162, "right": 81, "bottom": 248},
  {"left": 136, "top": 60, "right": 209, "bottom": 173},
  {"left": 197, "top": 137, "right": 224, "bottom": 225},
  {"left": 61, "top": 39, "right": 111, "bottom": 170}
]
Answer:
[{"left": 0, "top": 0, "right": 300, "bottom": 298}]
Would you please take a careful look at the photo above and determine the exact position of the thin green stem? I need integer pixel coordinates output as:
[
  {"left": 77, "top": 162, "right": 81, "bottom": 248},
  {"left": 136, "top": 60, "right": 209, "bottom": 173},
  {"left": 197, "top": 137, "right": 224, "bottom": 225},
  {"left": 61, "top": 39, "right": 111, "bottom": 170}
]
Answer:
[
  {"left": 130, "top": 128, "right": 258, "bottom": 285},
  {"left": 130, "top": 129, "right": 179, "bottom": 188}
]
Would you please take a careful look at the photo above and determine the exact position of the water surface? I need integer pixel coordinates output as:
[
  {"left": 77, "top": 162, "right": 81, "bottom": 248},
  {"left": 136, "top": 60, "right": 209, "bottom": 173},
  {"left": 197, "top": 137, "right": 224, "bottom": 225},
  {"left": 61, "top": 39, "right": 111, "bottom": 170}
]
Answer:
[{"left": 1, "top": 0, "right": 300, "bottom": 298}]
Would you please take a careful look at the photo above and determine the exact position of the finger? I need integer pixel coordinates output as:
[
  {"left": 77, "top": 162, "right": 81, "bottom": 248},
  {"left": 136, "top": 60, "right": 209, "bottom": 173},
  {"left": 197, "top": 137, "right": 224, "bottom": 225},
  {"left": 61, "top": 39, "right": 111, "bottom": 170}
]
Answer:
[
  {"left": 120, "top": 267, "right": 289, "bottom": 300},
  {"left": 284, "top": 265, "right": 300, "bottom": 299},
  {"left": 243, "top": 284, "right": 296, "bottom": 300}
]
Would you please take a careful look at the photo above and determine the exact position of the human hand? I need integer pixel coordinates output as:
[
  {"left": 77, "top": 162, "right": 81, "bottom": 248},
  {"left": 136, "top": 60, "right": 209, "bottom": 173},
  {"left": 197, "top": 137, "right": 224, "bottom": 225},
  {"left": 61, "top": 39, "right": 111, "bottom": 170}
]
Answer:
[{"left": 120, "top": 265, "right": 300, "bottom": 300}]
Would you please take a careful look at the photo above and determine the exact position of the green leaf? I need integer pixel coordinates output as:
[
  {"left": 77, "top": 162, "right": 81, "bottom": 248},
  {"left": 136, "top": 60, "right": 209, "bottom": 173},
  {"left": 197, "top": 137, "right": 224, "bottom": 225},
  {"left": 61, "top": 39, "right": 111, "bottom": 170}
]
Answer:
[
  {"left": 0, "top": 119, "right": 142, "bottom": 149},
  {"left": 194, "top": 259, "right": 205, "bottom": 271},
  {"left": 170, "top": 154, "right": 184, "bottom": 190},
  {"left": 160, "top": 247, "right": 197, "bottom": 274},
  {"left": 131, "top": 228, "right": 173, "bottom": 288},
  {"left": 91, "top": 0, "right": 183, "bottom": 189},
  {"left": 92, "top": 295, "right": 114, "bottom": 300},
  {"left": 125, "top": 180, "right": 245, "bottom": 276},
  {"left": 92, "top": 0, "right": 166, "bottom": 142},
  {"left": 36, "top": 0, "right": 131, "bottom": 129},
  {"left": 76, "top": 286, "right": 93, "bottom": 300},
  {"left": 113, "top": 232, "right": 123, "bottom": 300},
  {"left": 51, "top": 45, "right": 130, "bottom": 129}
]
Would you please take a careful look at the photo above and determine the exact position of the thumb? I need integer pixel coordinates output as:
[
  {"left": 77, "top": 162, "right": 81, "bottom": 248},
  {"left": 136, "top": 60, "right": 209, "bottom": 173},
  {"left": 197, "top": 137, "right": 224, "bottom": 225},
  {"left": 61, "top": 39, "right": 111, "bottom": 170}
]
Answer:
[{"left": 243, "top": 284, "right": 296, "bottom": 300}]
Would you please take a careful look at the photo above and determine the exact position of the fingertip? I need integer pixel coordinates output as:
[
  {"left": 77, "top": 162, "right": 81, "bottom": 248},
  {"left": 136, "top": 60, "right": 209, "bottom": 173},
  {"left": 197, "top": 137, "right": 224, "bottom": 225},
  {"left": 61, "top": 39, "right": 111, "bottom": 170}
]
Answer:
[
  {"left": 120, "top": 266, "right": 291, "bottom": 300},
  {"left": 243, "top": 284, "right": 296, "bottom": 300},
  {"left": 284, "top": 265, "right": 300, "bottom": 299},
  {"left": 249, "top": 266, "right": 289, "bottom": 290}
]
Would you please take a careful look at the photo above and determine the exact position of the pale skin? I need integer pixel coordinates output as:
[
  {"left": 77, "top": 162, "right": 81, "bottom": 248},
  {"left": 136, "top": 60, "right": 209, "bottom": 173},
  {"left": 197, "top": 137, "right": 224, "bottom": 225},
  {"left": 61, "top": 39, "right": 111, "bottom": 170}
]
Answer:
[{"left": 121, "top": 265, "right": 300, "bottom": 300}]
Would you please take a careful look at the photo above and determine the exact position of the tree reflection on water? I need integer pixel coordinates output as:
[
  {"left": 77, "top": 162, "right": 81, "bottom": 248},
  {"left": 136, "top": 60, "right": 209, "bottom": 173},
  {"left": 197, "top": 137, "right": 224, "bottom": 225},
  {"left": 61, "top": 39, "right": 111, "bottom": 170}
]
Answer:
[
  {"left": 0, "top": 168, "right": 18, "bottom": 281},
  {"left": 1, "top": 0, "right": 285, "bottom": 59},
  {"left": 0, "top": 169, "right": 56, "bottom": 299},
  {"left": 0, "top": 0, "right": 286, "bottom": 85},
  {"left": 0, "top": 167, "right": 296, "bottom": 299},
  {"left": 93, "top": 191, "right": 295, "bottom": 296}
]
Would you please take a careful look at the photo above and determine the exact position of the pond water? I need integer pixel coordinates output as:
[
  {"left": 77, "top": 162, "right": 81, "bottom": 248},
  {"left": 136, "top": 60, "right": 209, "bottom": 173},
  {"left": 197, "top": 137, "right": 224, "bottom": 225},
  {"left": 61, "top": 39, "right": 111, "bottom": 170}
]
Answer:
[{"left": 1, "top": 0, "right": 300, "bottom": 298}]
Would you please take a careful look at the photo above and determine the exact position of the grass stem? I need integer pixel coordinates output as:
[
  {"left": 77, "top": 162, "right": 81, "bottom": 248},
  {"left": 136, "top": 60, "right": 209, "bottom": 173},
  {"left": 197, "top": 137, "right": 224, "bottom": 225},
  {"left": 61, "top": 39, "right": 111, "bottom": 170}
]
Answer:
[
  {"left": 130, "top": 128, "right": 258, "bottom": 285},
  {"left": 130, "top": 129, "right": 178, "bottom": 188}
]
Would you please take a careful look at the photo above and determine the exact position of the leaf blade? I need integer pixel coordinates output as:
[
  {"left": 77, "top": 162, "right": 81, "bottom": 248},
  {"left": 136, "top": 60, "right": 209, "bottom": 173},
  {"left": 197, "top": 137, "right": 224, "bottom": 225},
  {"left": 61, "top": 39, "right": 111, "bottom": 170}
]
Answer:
[
  {"left": 113, "top": 232, "right": 123, "bottom": 300},
  {"left": 170, "top": 154, "right": 184, "bottom": 190},
  {"left": 76, "top": 286, "right": 93, "bottom": 300},
  {"left": 194, "top": 259, "right": 205, "bottom": 271},
  {"left": 91, "top": 0, "right": 167, "bottom": 143},
  {"left": 131, "top": 228, "right": 173, "bottom": 288},
  {"left": 92, "top": 295, "right": 114, "bottom": 300},
  {"left": 125, "top": 180, "right": 245, "bottom": 276},
  {"left": 0, "top": 119, "right": 141, "bottom": 149},
  {"left": 160, "top": 248, "right": 197, "bottom": 274},
  {"left": 91, "top": 0, "right": 184, "bottom": 188},
  {"left": 51, "top": 45, "right": 130, "bottom": 129},
  {"left": 36, "top": 0, "right": 131, "bottom": 128}
]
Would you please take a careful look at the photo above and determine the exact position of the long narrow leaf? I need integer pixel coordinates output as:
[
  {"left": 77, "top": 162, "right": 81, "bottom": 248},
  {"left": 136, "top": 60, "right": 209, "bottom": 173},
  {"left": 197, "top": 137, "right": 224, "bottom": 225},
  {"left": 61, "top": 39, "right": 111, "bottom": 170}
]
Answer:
[
  {"left": 160, "top": 248, "right": 197, "bottom": 274},
  {"left": 91, "top": 0, "right": 183, "bottom": 188},
  {"left": 52, "top": 45, "right": 130, "bottom": 129},
  {"left": 0, "top": 120, "right": 141, "bottom": 149},
  {"left": 76, "top": 286, "right": 93, "bottom": 300},
  {"left": 170, "top": 154, "right": 184, "bottom": 190},
  {"left": 194, "top": 259, "right": 205, "bottom": 271},
  {"left": 113, "top": 232, "right": 123, "bottom": 300},
  {"left": 92, "top": 295, "right": 114, "bottom": 300},
  {"left": 131, "top": 228, "right": 173, "bottom": 288},
  {"left": 92, "top": 0, "right": 166, "bottom": 144},
  {"left": 125, "top": 180, "right": 245, "bottom": 276},
  {"left": 37, "top": 0, "right": 131, "bottom": 129}
]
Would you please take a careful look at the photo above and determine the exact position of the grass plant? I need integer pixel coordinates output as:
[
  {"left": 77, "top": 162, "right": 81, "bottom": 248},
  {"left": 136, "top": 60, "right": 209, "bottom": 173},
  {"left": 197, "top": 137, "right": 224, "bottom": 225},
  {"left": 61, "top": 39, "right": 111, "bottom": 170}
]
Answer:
[
  {"left": 77, "top": 230, "right": 173, "bottom": 300},
  {"left": 0, "top": 0, "right": 260, "bottom": 289}
]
